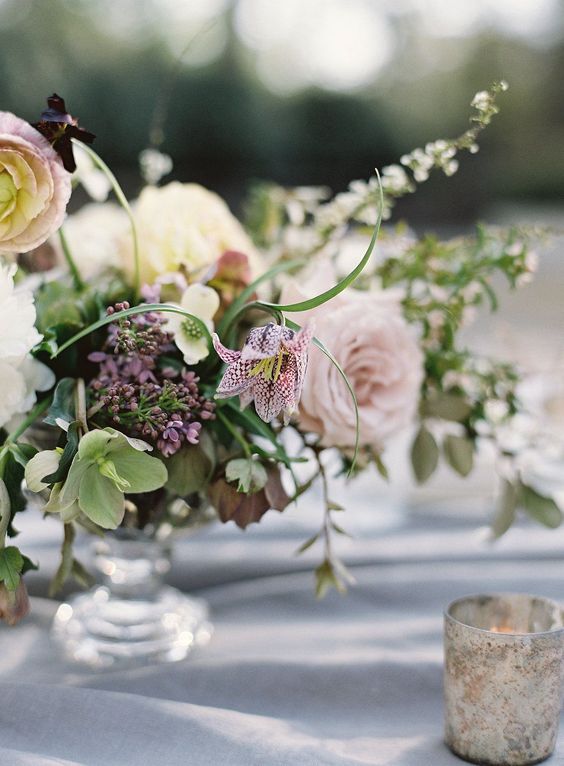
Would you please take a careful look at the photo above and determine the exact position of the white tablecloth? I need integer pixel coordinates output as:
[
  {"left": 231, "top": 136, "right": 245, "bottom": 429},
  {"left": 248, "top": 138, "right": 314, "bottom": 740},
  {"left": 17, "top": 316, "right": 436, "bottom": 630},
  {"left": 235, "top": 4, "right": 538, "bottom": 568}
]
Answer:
[{"left": 2, "top": 495, "right": 564, "bottom": 766}]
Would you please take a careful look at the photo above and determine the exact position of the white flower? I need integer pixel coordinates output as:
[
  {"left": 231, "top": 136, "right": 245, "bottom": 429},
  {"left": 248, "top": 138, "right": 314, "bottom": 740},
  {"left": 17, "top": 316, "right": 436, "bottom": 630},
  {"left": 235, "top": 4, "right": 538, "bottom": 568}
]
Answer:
[
  {"left": 0, "top": 263, "right": 42, "bottom": 364},
  {"left": 167, "top": 284, "right": 220, "bottom": 365},
  {"left": 139, "top": 148, "right": 173, "bottom": 186},
  {"left": 0, "top": 362, "right": 27, "bottom": 428},
  {"left": 52, "top": 203, "right": 129, "bottom": 281},
  {"left": 0, "top": 263, "right": 54, "bottom": 428}
]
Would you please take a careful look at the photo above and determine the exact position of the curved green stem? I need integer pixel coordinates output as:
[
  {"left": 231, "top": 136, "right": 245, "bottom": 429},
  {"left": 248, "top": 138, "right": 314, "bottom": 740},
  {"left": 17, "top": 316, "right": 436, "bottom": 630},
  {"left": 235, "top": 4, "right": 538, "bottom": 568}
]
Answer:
[
  {"left": 259, "top": 169, "right": 383, "bottom": 314},
  {"left": 72, "top": 140, "right": 140, "bottom": 299},
  {"left": 217, "top": 258, "right": 305, "bottom": 336},
  {"left": 285, "top": 319, "right": 360, "bottom": 473},
  {"left": 4, "top": 396, "right": 52, "bottom": 445},
  {"left": 58, "top": 226, "right": 84, "bottom": 291},
  {"left": 51, "top": 304, "right": 212, "bottom": 359},
  {"left": 220, "top": 300, "right": 284, "bottom": 342}
]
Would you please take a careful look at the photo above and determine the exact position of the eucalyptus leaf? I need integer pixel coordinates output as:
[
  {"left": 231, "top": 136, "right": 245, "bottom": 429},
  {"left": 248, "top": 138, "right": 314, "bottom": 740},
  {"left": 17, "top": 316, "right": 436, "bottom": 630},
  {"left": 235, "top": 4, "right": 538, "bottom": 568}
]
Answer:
[
  {"left": 491, "top": 479, "right": 517, "bottom": 539},
  {"left": 373, "top": 452, "right": 389, "bottom": 481},
  {"left": 295, "top": 533, "right": 319, "bottom": 555},
  {"left": 422, "top": 394, "right": 472, "bottom": 423},
  {"left": 519, "top": 485, "right": 562, "bottom": 529},
  {"left": 411, "top": 425, "right": 439, "bottom": 484},
  {"left": 443, "top": 434, "right": 474, "bottom": 477}
]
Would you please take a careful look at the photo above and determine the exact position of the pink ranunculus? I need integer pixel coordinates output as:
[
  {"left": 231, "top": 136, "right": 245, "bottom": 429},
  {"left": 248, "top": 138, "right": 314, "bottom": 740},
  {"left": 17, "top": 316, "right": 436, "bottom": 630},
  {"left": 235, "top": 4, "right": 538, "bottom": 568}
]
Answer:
[
  {"left": 0, "top": 112, "right": 71, "bottom": 254},
  {"left": 280, "top": 264, "right": 424, "bottom": 449}
]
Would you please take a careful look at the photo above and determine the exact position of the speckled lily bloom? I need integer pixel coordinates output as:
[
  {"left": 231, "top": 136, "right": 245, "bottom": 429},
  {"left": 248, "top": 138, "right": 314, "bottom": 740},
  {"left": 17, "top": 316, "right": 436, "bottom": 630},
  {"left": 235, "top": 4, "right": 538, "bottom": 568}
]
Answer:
[{"left": 213, "top": 322, "right": 313, "bottom": 424}]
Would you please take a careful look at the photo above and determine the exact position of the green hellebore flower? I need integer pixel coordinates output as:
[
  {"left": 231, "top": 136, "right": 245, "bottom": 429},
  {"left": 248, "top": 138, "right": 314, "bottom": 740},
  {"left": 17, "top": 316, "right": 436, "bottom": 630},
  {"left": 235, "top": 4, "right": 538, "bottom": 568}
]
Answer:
[{"left": 56, "top": 428, "right": 168, "bottom": 529}]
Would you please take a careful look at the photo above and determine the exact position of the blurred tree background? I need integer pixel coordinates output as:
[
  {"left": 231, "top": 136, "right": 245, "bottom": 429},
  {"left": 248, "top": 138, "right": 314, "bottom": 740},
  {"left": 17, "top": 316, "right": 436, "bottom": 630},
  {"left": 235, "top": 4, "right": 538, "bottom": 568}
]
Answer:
[{"left": 0, "top": 0, "right": 562, "bottom": 226}]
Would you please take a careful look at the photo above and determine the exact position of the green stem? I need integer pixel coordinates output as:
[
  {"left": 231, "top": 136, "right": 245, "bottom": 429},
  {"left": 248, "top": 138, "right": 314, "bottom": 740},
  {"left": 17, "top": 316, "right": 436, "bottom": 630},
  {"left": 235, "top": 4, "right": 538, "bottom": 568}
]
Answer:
[
  {"left": 216, "top": 409, "right": 252, "bottom": 458},
  {"left": 72, "top": 140, "right": 141, "bottom": 299},
  {"left": 58, "top": 226, "right": 84, "bottom": 291},
  {"left": 51, "top": 303, "right": 212, "bottom": 359},
  {"left": 4, "top": 396, "right": 52, "bottom": 445}
]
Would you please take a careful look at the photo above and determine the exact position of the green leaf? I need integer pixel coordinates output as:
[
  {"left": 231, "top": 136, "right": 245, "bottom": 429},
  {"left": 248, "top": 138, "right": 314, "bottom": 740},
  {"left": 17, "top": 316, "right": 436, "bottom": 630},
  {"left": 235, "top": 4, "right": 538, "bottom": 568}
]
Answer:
[
  {"left": 42, "top": 422, "right": 80, "bottom": 485},
  {"left": 411, "top": 425, "right": 439, "bottom": 484},
  {"left": 21, "top": 555, "right": 38, "bottom": 575},
  {"left": 519, "top": 485, "right": 562, "bottom": 529},
  {"left": 443, "top": 434, "right": 474, "bottom": 477},
  {"left": 226, "top": 458, "right": 268, "bottom": 494},
  {"left": 9, "top": 442, "right": 37, "bottom": 469},
  {"left": 44, "top": 378, "right": 76, "bottom": 426},
  {"left": 165, "top": 438, "right": 214, "bottom": 496},
  {"left": 327, "top": 500, "right": 345, "bottom": 511},
  {"left": 491, "top": 479, "right": 517, "bottom": 539},
  {"left": 0, "top": 546, "right": 23, "bottom": 591},
  {"left": 373, "top": 452, "right": 389, "bottom": 481},
  {"left": 295, "top": 533, "right": 319, "bottom": 555},
  {"left": 331, "top": 522, "right": 352, "bottom": 537},
  {"left": 35, "top": 283, "right": 82, "bottom": 334},
  {"left": 422, "top": 394, "right": 472, "bottom": 423}
]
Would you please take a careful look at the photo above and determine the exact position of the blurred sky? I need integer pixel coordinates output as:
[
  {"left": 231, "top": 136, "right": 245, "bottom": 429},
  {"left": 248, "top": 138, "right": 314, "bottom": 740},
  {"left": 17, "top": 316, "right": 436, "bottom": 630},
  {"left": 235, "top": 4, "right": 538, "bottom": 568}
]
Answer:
[{"left": 0, "top": 0, "right": 563, "bottom": 224}]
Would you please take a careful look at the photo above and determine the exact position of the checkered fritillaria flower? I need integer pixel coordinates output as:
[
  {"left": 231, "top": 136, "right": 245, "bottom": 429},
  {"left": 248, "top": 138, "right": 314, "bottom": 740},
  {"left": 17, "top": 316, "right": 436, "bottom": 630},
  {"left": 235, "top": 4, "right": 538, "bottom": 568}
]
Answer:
[{"left": 213, "top": 322, "right": 313, "bottom": 424}]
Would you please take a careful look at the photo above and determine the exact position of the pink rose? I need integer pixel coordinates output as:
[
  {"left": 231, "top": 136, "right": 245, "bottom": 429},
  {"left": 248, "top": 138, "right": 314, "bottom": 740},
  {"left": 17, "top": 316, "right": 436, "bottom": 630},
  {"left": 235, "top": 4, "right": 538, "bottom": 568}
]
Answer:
[
  {"left": 0, "top": 112, "right": 71, "bottom": 254},
  {"left": 280, "top": 265, "right": 424, "bottom": 449}
]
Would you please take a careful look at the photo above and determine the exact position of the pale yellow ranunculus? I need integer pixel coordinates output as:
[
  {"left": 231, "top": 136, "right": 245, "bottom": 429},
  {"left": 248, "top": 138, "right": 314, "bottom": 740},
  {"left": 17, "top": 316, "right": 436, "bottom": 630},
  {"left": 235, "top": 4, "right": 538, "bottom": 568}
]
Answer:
[{"left": 123, "top": 182, "right": 263, "bottom": 284}]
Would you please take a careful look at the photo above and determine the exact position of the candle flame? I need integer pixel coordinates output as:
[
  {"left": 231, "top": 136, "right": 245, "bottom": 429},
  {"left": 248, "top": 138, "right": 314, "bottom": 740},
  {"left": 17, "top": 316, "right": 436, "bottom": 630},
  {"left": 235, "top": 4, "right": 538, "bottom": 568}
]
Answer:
[{"left": 490, "top": 625, "right": 514, "bottom": 634}]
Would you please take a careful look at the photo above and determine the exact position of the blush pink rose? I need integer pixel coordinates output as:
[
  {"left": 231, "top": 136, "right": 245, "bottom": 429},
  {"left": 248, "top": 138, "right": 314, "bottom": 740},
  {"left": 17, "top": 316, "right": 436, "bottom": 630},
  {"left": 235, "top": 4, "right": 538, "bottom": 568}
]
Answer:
[
  {"left": 280, "top": 265, "right": 424, "bottom": 449},
  {"left": 0, "top": 112, "right": 71, "bottom": 254}
]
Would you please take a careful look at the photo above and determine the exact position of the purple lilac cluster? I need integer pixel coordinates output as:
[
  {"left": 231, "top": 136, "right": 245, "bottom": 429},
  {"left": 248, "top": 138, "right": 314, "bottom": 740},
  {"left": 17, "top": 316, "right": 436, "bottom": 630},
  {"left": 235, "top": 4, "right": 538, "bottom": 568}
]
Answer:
[{"left": 88, "top": 301, "right": 215, "bottom": 457}]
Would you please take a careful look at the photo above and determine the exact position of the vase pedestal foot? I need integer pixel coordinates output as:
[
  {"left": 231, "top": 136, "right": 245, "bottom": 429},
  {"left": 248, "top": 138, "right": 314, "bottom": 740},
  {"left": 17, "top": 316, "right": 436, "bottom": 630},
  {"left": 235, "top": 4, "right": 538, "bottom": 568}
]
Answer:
[{"left": 52, "top": 584, "right": 213, "bottom": 668}]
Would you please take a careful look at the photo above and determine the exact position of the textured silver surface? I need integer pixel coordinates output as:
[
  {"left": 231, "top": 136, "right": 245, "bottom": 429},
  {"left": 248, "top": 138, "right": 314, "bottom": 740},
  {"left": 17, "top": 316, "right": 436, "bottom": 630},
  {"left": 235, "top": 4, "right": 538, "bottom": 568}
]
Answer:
[{"left": 444, "top": 594, "right": 564, "bottom": 765}]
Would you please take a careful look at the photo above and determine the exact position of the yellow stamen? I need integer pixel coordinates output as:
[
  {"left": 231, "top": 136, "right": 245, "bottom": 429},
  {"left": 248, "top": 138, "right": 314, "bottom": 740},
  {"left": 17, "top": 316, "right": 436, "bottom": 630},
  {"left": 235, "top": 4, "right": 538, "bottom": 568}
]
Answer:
[{"left": 248, "top": 350, "right": 287, "bottom": 382}]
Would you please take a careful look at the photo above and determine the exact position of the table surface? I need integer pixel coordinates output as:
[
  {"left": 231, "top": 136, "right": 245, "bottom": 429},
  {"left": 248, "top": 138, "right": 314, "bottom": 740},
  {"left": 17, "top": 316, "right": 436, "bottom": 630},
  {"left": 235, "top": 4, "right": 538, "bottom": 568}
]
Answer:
[{"left": 2, "top": 488, "right": 564, "bottom": 766}]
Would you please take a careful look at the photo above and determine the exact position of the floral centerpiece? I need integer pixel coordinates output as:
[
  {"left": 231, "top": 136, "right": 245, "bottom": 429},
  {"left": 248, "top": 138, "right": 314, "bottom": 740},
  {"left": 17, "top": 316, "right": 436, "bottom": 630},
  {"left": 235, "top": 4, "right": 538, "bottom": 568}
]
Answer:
[{"left": 0, "top": 83, "right": 557, "bottom": 629}]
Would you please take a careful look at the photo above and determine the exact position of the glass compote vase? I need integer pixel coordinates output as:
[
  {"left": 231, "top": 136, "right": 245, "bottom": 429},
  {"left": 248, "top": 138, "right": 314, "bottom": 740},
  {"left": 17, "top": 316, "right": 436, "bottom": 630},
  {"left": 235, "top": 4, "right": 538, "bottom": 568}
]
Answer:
[{"left": 51, "top": 495, "right": 215, "bottom": 668}]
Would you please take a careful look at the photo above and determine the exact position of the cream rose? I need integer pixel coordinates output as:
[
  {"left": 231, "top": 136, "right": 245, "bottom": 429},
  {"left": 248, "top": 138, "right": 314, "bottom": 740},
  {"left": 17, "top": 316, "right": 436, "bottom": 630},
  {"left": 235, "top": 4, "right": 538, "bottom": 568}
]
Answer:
[
  {"left": 123, "top": 182, "right": 263, "bottom": 283},
  {"left": 280, "top": 264, "right": 424, "bottom": 449},
  {"left": 0, "top": 112, "right": 71, "bottom": 254}
]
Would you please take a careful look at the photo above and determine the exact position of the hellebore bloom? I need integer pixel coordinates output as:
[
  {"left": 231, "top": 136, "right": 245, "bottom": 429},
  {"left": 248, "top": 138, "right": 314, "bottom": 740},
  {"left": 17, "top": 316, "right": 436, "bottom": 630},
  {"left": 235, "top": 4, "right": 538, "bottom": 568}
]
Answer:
[
  {"left": 213, "top": 322, "right": 313, "bottom": 424},
  {"left": 166, "top": 283, "right": 220, "bottom": 365},
  {"left": 26, "top": 428, "right": 168, "bottom": 530}
]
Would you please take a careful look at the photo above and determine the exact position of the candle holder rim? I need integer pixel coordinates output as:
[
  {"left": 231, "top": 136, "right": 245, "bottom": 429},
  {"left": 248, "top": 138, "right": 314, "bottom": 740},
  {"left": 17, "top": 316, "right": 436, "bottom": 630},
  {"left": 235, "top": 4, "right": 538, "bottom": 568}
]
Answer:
[{"left": 444, "top": 591, "right": 564, "bottom": 637}]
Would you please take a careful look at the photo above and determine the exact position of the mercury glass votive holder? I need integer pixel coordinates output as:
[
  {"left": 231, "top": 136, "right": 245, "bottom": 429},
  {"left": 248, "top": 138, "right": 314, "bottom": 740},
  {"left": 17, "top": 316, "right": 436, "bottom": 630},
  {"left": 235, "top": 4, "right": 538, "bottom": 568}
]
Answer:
[{"left": 444, "top": 593, "right": 564, "bottom": 766}]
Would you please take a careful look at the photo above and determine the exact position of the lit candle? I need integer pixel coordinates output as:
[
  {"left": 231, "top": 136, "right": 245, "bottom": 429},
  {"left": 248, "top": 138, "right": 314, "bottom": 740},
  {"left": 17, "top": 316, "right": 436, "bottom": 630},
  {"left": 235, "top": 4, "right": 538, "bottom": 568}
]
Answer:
[{"left": 444, "top": 593, "right": 564, "bottom": 766}]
